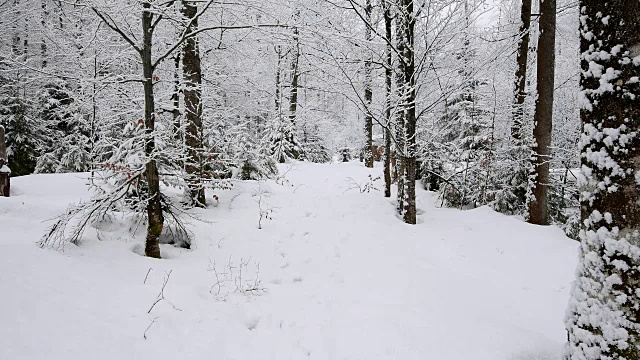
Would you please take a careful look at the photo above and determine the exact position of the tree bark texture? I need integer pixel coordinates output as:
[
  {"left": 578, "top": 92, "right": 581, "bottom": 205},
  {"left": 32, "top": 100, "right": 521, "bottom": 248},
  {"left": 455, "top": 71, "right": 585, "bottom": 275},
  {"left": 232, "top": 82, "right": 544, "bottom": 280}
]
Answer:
[
  {"left": 142, "top": 3, "right": 163, "bottom": 259},
  {"left": 511, "top": 0, "right": 532, "bottom": 141},
  {"left": 182, "top": 1, "right": 206, "bottom": 207},
  {"left": 0, "top": 126, "right": 10, "bottom": 197},
  {"left": 528, "top": 0, "right": 555, "bottom": 225},
  {"left": 395, "top": 3, "right": 406, "bottom": 216},
  {"left": 565, "top": 1, "right": 640, "bottom": 358},
  {"left": 383, "top": 1, "right": 393, "bottom": 198},
  {"left": 400, "top": 0, "right": 417, "bottom": 225},
  {"left": 363, "top": 0, "right": 374, "bottom": 168}
]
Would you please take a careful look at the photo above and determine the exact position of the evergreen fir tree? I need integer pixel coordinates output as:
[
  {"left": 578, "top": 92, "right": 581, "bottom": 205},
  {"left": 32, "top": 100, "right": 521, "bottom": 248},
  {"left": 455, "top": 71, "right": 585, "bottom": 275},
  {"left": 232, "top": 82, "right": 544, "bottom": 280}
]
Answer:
[{"left": 35, "top": 80, "right": 91, "bottom": 173}]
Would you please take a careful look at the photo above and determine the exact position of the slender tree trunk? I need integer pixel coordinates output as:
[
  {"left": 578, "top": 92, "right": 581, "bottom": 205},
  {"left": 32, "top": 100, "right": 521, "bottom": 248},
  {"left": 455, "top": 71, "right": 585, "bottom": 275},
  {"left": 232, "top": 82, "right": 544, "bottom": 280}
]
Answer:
[
  {"left": 275, "top": 45, "right": 283, "bottom": 118},
  {"left": 285, "top": 23, "right": 302, "bottom": 161},
  {"left": 511, "top": 0, "right": 532, "bottom": 141},
  {"left": 0, "top": 126, "right": 10, "bottom": 197},
  {"left": 400, "top": 0, "right": 417, "bottom": 225},
  {"left": 40, "top": 0, "right": 47, "bottom": 68},
  {"left": 171, "top": 52, "right": 181, "bottom": 138},
  {"left": 395, "top": 4, "right": 406, "bottom": 216},
  {"left": 565, "top": 1, "right": 640, "bottom": 358},
  {"left": 289, "top": 26, "right": 300, "bottom": 133},
  {"left": 363, "top": 0, "right": 374, "bottom": 168},
  {"left": 528, "top": 0, "right": 555, "bottom": 225},
  {"left": 182, "top": 0, "right": 205, "bottom": 207},
  {"left": 383, "top": 1, "right": 393, "bottom": 198},
  {"left": 142, "top": 3, "right": 163, "bottom": 259}
]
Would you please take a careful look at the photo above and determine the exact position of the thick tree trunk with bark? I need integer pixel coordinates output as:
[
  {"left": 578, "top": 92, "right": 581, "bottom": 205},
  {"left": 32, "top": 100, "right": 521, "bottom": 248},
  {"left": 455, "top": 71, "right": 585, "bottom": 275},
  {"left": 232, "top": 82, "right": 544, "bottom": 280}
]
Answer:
[
  {"left": 142, "top": 3, "right": 163, "bottom": 259},
  {"left": 565, "top": 1, "right": 640, "bottom": 358},
  {"left": 0, "top": 126, "right": 10, "bottom": 197},
  {"left": 528, "top": 0, "right": 555, "bottom": 225},
  {"left": 182, "top": 1, "right": 205, "bottom": 207},
  {"left": 383, "top": 1, "right": 393, "bottom": 198},
  {"left": 400, "top": 0, "right": 417, "bottom": 225},
  {"left": 363, "top": 0, "right": 374, "bottom": 168},
  {"left": 511, "top": 0, "right": 532, "bottom": 141}
]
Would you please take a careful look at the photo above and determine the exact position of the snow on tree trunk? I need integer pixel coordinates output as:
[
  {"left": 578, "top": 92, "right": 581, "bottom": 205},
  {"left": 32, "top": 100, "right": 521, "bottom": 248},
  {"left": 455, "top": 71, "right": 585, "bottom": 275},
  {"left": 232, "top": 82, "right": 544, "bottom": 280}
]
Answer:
[
  {"left": 383, "top": 0, "right": 393, "bottom": 198},
  {"left": 511, "top": 0, "right": 532, "bottom": 141},
  {"left": 141, "top": 3, "right": 163, "bottom": 259},
  {"left": 0, "top": 125, "right": 10, "bottom": 197},
  {"left": 182, "top": 0, "right": 206, "bottom": 208},
  {"left": 528, "top": 0, "right": 556, "bottom": 225},
  {"left": 363, "top": 0, "right": 374, "bottom": 169},
  {"left": 395, "top": 2, "right": 406, "bottom": 217},
  {"left": 288, "top": 21, "right": 302, "bottom": 161},
  {"left": 565, "top": 1, "right": 640, "bottom": 359},
  {"left": 399, "top": 0, "right": 417, "bottom": 225}
]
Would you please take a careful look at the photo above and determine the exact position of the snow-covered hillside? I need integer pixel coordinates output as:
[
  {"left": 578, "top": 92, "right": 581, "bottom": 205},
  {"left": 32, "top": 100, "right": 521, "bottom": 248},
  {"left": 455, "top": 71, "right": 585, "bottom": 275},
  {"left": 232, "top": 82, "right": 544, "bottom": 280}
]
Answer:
[{"left": 0, "top": 161, "right": 577, "bottom": 360}]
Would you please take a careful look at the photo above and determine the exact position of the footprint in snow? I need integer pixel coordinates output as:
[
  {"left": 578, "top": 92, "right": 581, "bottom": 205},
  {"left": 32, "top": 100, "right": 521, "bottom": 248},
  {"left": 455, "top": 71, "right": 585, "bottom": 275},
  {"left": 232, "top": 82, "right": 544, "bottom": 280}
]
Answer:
[{"left": 245, "top": 316, "right": 260, "bottom": 331}]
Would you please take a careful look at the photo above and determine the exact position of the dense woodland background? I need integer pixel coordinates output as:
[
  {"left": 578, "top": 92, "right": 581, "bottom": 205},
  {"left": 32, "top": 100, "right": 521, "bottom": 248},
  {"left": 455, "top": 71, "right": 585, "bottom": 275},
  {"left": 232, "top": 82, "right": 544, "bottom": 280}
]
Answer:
[{"left": 0, "top": 0, "right": 582, "bottom": 236}]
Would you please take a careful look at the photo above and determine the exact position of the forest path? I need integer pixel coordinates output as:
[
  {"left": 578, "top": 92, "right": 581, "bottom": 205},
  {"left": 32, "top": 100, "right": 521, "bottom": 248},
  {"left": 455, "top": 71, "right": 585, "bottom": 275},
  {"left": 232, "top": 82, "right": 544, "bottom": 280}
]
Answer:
[{"left": 0, "top": 161, "right": 578, "bottom": 360}]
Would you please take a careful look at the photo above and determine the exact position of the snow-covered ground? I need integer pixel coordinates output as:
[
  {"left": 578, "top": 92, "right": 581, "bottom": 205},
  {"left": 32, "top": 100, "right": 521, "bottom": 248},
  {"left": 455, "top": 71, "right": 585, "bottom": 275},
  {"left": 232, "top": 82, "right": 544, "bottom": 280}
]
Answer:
[{"left": 0, "top": 161, "right": 578, "bottom": 360}]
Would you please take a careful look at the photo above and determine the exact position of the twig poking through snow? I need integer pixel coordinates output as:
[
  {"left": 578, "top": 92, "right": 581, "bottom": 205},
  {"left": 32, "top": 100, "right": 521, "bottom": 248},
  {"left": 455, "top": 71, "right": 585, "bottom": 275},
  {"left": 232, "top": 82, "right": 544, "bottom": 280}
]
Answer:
[
  {"left": 143, "top": 317, "right": 159, "bottom": 340},
  {"left": 144, "top": 268, "right": 153, "bottom": 284},
  {"left": 147, "top": 270, "right": 181, "bottom": 313}
]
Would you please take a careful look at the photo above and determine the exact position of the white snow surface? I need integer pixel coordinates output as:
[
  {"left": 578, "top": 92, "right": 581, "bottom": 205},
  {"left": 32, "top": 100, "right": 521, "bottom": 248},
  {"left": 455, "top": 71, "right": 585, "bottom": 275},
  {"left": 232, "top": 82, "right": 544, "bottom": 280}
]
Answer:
[{"left": 0, "top": 161, "right": 578, "bottom": 360}]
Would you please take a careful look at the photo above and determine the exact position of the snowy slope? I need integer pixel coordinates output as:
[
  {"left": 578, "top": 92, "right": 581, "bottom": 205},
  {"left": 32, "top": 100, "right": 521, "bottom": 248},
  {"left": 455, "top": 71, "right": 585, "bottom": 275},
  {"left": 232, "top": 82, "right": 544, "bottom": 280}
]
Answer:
[{"left": 0, "top": 161, "right": 578, "bottom": 360}]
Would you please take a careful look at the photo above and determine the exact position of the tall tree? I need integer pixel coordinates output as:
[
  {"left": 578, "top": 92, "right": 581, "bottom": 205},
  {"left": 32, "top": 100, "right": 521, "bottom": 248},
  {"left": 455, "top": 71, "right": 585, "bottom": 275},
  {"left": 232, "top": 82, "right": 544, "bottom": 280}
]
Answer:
[
  {"left": 89, "top": 0, "right": 220, "bottom": 257},
  {"left": 395, "top": 0, "right": 406, "bottom": 217},
  {"left": 288, "top": 21, "right": 301, "bottom": 145},
  {"left": 565, "top": 1, "right": 640, "bottom": 358},
  {"left": 182, "top": 0, "right": 206, "bottom": 207},
  {"left": 383, "top": 0, "right": 393, "bottom": 198},
  {"left": 511, "top": 0, "right": 532, "bottom": 141},
  {"left": 363, "top": 0, "right": 374, "bottom": 168},
  {"left": 399, "top": 0, "right": 417, "bottom": 224},
  {"left": 528, "top": 0, "right": 556, "bottom": 225}
]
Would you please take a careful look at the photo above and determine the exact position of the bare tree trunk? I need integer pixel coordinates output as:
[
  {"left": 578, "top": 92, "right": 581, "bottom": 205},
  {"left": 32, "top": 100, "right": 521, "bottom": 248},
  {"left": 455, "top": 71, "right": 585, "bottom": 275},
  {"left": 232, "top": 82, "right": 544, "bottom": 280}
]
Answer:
[
  {"left": 142, "top": 2, "right": 163, "bottom": 259},
  {"left": 182, "top": 0, "right": 205, "bottom": 207},
  {"left": 40, "top": 0, "right": 47, "bottom": 68},
  {"left": 395, "top": 4, "right": 406, "bottom": 216},
  {"left": 289, "top": 26, "right": 300, "bottom": 132},
  {"left": 528, "top": 0, "right": 555, "bottom": 225},
  {"left": 275, "top": 45, "right": 283, "bottom": 118},
  {"left": 0, "top": 126, "right": 10, "bottom": 197},
  {"left": 171, "top": 52, "right": 181, "bottom": 138},
  {"left": 363, "top": 0, "right": 374, "bottom": 168},
  {"left": 511, "top": 0, "right": 532, "bottom": 141},
  {"left": 383, "top": 1, "right": 393, "bottom": 198},
  {"left": 565, "top": 1, "right": 640, "bottom": 358},
  {"left": 400, "top": 0, "right": 417, "bottom": 225}
]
